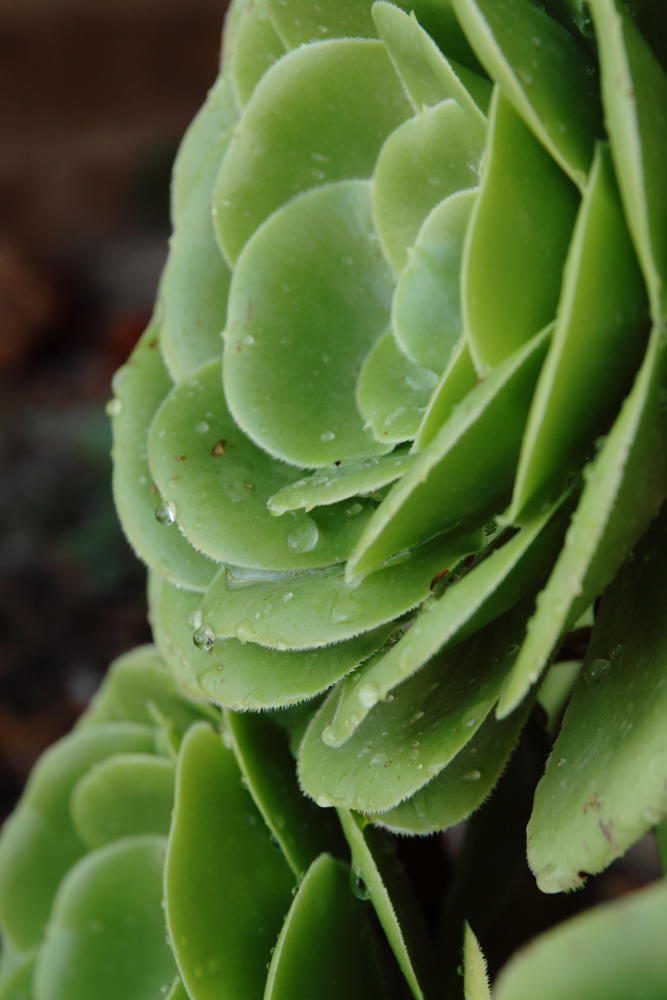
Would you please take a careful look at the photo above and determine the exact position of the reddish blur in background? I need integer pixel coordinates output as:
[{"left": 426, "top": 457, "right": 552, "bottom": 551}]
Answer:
[{"left": 0, "top": 0, "right": 229, "bottom": 822}]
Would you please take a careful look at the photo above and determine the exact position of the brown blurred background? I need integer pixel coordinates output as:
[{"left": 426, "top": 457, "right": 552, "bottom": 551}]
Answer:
[{"left": 0, "top": 0, "right": 229, "bottom": 821}]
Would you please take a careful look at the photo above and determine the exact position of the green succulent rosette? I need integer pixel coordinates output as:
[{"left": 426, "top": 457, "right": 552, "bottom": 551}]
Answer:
[
  {"left": 0, "top": 646, "right": 441, "bottom": 999},
  {"left": 105, "top": 0, "right": 667, "bottom": 896}
]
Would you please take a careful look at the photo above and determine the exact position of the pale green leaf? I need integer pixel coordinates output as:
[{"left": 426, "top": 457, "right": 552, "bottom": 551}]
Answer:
[
  {"left": 498, "top": 320, "right": 667, "bottom": 717},
  {"left": 264, "top": 854, "right": 385, "bottom": 1000},
  {"left": 33, "top": 837, "right": 175, "bottom": 1000},
  {"left": 148, "top": 359, "right": 374, "bottom": 569},
  {"left": 165, "top": 723, "right": 295, "bottom": 1000},
  {"left": 372, "top": 100, "right": 485, "bottom": 273},
  {"left": 494, "top": 879, "right": 667, "bottom": 1000},
  {"left": 328, "top": 494, "right": 572, "bottom": 746},
  {"left": 372, "top": 2, "right": 491, "bottom": 120},
  {"left": 297, "top": 594, "right": 535, "bottom": 813},
  {"left": 337, "top": 810, "right": 439, "bottom": 1000},
  {"left": 357, "top": 330, "right": 440, "bottom": 445},
  {"left": 462, "top": 88, "right": 579, "bottom": 374},
  {"left": 109, "top": 324, "right": 217, "bottom": 592},
  {"left": 70, "top": 753, "right": 175, "bottom": 850},
  {"left": 213, "top": 39, "right": 412, "bottom": 262},
  {"left": 509, "top": 141, "right": 648, "bottom": 524},
  {"left": 223, "top": 181, "right": 394, "bottom": 466},
  {"left": 347, "top": 324, "right": 552, "bottom": 580},
  {"left": 393, "top": 189, "right": 477, "bottom": 373},
  {"left": 452, "top": 0, "right": 602, "bottom": 189},
  {"left": 200, "top": 531, "right": 481, "bottom": 650}
]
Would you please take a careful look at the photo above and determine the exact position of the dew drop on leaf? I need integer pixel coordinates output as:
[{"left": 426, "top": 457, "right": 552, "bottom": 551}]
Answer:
[{"left": 155, "top": 500, "right": 177, "bottom": 525}]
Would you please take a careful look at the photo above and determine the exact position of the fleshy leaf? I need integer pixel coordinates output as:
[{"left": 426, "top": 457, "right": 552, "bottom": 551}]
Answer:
[
  {"left": 213, "top": 39, "right": 411, "bottom": 263},
  {"left": 148, "top": 571, "right": 207, "bottom": 702},
  {"left": 0, "top": 950, "right": 36, "bottom": 1000},
  {"left": 155, "top": 576, "right": 396, "bottom": 710},
  {"left": 171, "top": 71, "right": 238, "bottom": 225},
  {"left": 109, "top": 324, "right": 217, "bottom": 592},
  {"left": 372, "top": 99, "right": 485, "bottom": 273},
  {"left": 413, "top": 339, "right": 478, "bottom": 450},
  {"left": 347, "top": 324, "right": 552, "bottom": 580},
  {"left": 463, "top": 923, "right": 491, "bottom": 1000},
  {"left": 498, "top": 320, "right": 667, "bottom": 718},
  {"left": 232, "top": 0, "right": 286, "bottom": 107},
  {"left": 452, "top": 0, "right": 603, "bottom": 189},
  {"left": 160, "top": 133, "right": 232, "bottom": 381},
  {"left": 357, "top": 330, "right": 440, "bottom": 445},
  {"left": 591, "top": 0, "right": 667, "bottom": 323},
  {"left": 81, "top": 645, "right": 214, "bottom": 733},
  {"left": 494, "top": 879, "right": 667, "bottom": 1000},
  {"left": 33, "top": 836, "right": 175, "bottom": 1000},
  {"left": 462, "top": 88, "right": 578, "bottom": 373},
  {"left": 166, "top": 978, "right": 189, "bottom": 1000},
  {"left": 70, "top": 753, "right": 175, "bottom": 850},
  {"left": 372, "top": 2, "right": 491, "bottom": 121},
  {"left": 201, "top": 531, "right": 481, "bottom": 650},
  {"left": 223, "top": 181, "right": 394, "bottom": 466},
  {"left": 393, "top": 189, "right": 476, "bottom": 373},
  {"left": 0, "top": 723, "right": 155, "bottom": 951},
  {"left": 377, "top": 696, "right": 535, "bottom": 834},
  {"left": 264, "top": 854, "right": 385, "bottom": 1000},
  {"left": 164, "top": 723, "right": 295, "bottom": 1000},
  {"left": 509, "top": 142, "right": 648, "bottom": 523},
  {"left": 268, "top": 0, "right": 378, "bottom": 47},
  {"left": 297, "top": 594, "right": 535, "bottom": 813},
  {"left": 338, "top": 810, "right": 439, "bottom": 1000},
  {"left": 148, "top": 359, "right": 374, "bottom": 569},
  {"left": 328, "top": 494, "right": 572, "bottom": 746},
  {"left": 225, "top": 711, "right": 342, "bottom": 878},
  {"left": 267, "top": 447, "right": 416, "bottom": 514},
  {"left": 527, "top": 506, "right": 667, "bottom": 892}
]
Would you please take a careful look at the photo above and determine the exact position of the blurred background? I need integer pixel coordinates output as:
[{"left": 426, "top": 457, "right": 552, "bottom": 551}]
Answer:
[{"left": 0, "top": 0, "right": 229, "bottom": 821}]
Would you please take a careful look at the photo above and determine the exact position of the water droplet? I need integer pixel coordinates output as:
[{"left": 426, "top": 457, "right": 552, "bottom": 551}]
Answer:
[
  {"left": 463, "top": 769, "right": 481, "bottom": 781},
  {"left": 610, "top": 643, "right": 623, "bottom": 660},
  {"left": 410, "top": 711, "right": 425, "bottom": 723},
  {"left": 195, "top": 420, "right": 210, "bottom": 433},
  {"left": 106, "top": 398, "right": 123, "bottom": 417},
  {"left": 269, "top": 833, "right": 281, "bottom": 849},
  {"left": 410, "top": 748, "right": 420, "bottom": 760},
  {"left": 235, "top": 619, "right": 258, "bottom": 644},
  {"left": 557, "top": 758, "right": 566, "bottom": 768},
  {"left": 584, "top": 658, "right": 610, "bottom": 685},
  {"left": 345, "top": 502, "right": 363, "bottom": 516},
  {"left": 358, "top": 683, "right": 381, "bottom": 709},
  {"left": 316, "top": 792, "right": 333, "bottom": 808},
  {"left": 188, "top": 609, "right": 203, "bottom": 631},
  {"left": 155, "top": 500, "right": 176, "bottom": 525},
  {"left": 320, "top": 430, "right": 335, "bottom": 442},
  {"left": 350, "top": 867, "right": 371, "bottom": 900},
  {"left": 287, "top": 517, "right": 319, "bottom": 552},
  {"left": 322, "top": 725, "right": 337, "bottom": 747},
  {"left": 362, "top": 457, "right": 379, "bottom": 468},
  {"left": 416, "top": 763, "right": 423, "bottom": 770},
  {"left": 282, "top": 591, "right": 294, "bottom": 603},
  {"left": 193, "top": 626, "right": 214, "bottom": 650},
  {"left": 242, "top": 333, "right": 255, "bottom": 346},
  {"left": 505, "top": 643, "right": 520, "bottom": 658}
]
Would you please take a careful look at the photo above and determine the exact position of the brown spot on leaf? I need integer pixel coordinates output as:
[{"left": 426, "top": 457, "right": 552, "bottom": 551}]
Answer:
[
  {"left": 211, "top": 440, "right": 226, "bottom": 456},
  {"left": 430, "top": 569, "right": 449, "bottom": 590}
]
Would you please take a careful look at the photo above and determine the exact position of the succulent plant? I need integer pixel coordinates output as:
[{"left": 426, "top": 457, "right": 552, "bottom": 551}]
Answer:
[{"left": 4, "top": 0, "right": 667, "bottom": 996}]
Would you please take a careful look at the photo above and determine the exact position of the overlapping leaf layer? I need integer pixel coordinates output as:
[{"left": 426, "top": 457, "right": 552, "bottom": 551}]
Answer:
[{"left": 112, "top": 0, "right": 667, "bottom": 873}]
